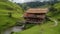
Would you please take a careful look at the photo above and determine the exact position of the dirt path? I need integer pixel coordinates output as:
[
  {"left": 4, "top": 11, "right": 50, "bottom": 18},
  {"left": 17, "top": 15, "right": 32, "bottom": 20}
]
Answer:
[
  {"left": 4, "top": 26, "right": 24, "bottom": 34},
  {"left": 48, "top": 17, "right": 58, "bottom": 26}
]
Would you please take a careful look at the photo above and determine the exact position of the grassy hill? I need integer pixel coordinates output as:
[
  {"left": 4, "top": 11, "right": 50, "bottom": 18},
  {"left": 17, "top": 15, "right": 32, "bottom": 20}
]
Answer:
[
  {"left": 13, "top": 2, "right": 60, "bottom": 34},
  {"left": 0, "top": 0, "right": 23, "bottom": 33},
  {"left": 0, "top": 0, "right": 60, "bottom": 34},
  {"left": 14, "top": 21, "right": 60, "bottom": 34}
]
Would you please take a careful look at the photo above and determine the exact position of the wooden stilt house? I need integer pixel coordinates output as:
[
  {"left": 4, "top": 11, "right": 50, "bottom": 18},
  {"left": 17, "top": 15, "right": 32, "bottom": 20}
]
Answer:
[{"left": 23, "top": 8, "right": 48, "bottom": 24}]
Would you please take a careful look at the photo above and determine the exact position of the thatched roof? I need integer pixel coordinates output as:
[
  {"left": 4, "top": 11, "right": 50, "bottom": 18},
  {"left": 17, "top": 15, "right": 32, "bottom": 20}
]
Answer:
[{"left": 26, "top": 8, "right": 48, "bottom": 13}]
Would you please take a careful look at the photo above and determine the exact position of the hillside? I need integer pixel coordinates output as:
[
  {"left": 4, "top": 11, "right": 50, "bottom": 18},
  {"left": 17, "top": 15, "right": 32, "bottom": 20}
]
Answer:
[
  {"left": 0, "top": 0, "right": 60, "bottom": 34},
  {"left": 14, "top": 21, "right": 60, "bottom": 34},
  {"left": 17, "top": 0, "right": 59, "bottom": 10},
  {"left": 13, "top": 2, "right": 60, "bottom": 34},
  {"left": 0, "top": 0, "right": 23, "bottom": 33}
]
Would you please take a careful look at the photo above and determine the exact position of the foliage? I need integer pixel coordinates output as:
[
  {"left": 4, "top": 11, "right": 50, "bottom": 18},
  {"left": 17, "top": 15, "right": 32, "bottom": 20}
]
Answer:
[
  {"left": 0, "top": 0, "right": 23, "bottom": 33},
  {"left": 13, "top": 21, "right": 60, "bottom": 34},
  {"left": 0, "top": 0, "right": 60, "bottom": 34},
  {"left": 47, "top": 2, "right": 60, "bottom": 19},
  {"left": 13, "top": 2, "right": 60, "bottom": 34}
]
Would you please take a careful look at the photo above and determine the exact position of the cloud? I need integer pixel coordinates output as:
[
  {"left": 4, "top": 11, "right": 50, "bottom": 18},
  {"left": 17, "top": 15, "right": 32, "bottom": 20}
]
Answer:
[
  {"left": 12, "top": 0, "right": 23, "bottom": 3},
  {"left": 11, "top": 0, "right": 49, "bottom": 3},
  {"left": 12, "top": 0, "right": 35, "bottom": 3},
  {"left": 23, "top": 0, "right": 35, "bottom": 2}
]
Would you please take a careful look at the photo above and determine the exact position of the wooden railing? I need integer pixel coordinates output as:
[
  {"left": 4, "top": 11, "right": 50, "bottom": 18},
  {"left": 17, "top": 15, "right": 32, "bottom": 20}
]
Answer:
[{"left": 24, "top": 15, "right": 45, "bottom": 19}]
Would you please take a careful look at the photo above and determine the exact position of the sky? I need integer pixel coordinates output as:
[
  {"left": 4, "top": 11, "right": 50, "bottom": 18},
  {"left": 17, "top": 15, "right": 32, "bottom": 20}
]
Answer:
[{"left": 9, "top": 0, "right": 49, "bottom": 3}]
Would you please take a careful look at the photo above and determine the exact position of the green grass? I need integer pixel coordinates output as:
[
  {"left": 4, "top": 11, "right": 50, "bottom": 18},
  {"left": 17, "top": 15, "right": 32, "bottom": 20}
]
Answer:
[
  {"left": 13, "top": 2, "right": 60, "bottom": 34},
  {"left": 13, "top": 21, "right": 60, "bottom": 34},
  {"left": 0, "top": 0, "right": 23, "bottom": 33},
  {"left": 0, "top": 0, "right": 60, "bottom": 34}
]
